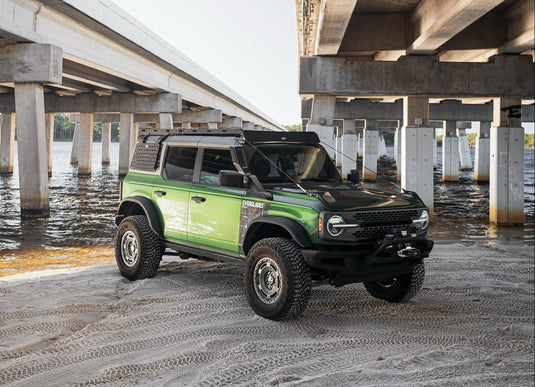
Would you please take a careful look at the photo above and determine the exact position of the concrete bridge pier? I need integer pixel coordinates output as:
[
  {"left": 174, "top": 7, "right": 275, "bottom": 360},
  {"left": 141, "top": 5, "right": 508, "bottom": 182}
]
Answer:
[
  {"left": 45, "top": 114, "right": 54, "bottom": 176},
  {"left": 474, "top": 121, "right": 491, "bottom": 182},
  {"left": 15, "top": 83, "right": 50, "bottom": 217},
  {"left": 119, "top": 113, "right": 134, "bottom": 176},
  {"left": 433, "top": 130, "right": 438, "bottom": 169},
  {"left": 442, "top": 120, "right": 460, "bottom": 181},
  {"left": 335, "top": 125, "right": 342, "bottom": 166},
  {"left": 341, "top": 119, "right": 357, "bottom": 178},
  {"left": 77, "top": 113, "right": 94, "bottom": 176},
  {"left": 401, "top": 97, "right": 434, "bottom": 217},
  {"left": 490, "top": 98, "right": 524, "bottom": 225},
  {"left": 356, "top": 128, "right": 363, "bottom": 158},
  {"left": 70, "top": 123, "right": 79, "bottom": 165},
  {"left": 394, "top": 124, "right": 402, "bottom": 181},
  {"left": 362, "top": 119, "right": 378, "bottom": 182},
  {"left": 101, "top": 122, "right": 111, "bottom": 165},
  {"left": 306, "top": 95, "right": 336, "bottom": 159},
  {"left": 377, "top": 133, "right": 387, "bottom": 159},
  {"left": 0, "top": 113, "right": 15, "bottom": 175},
  {"left": 457, "top": 127, "right": 472, "bottom": 170}
]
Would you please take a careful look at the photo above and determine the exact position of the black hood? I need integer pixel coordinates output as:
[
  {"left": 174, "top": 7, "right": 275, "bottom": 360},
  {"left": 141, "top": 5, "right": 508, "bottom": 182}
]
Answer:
[{"left": 274, "top": 184, "right": 425, "bottom": 211}]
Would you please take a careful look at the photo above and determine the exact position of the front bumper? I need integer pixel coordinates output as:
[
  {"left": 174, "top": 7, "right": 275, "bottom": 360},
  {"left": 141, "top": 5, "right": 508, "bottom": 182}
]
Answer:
[{"left": 300, "top": 237, "right": 434, "bottom": 286}]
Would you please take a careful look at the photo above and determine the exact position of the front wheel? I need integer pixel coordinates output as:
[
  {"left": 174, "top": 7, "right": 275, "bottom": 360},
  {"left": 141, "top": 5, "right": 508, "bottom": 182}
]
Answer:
[
  {"left": 115, "top": 215, "right": 162, "bottom": 280},
  {"left": 244, "top": 238, "right": 311, "bottom": 320},
  {"left": 363, "top": 263, "right": 425, "bottom": 303}
]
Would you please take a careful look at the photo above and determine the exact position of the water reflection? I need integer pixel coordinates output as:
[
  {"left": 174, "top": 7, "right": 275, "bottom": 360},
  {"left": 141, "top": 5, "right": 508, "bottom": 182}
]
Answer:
[{"left": 0, "top": 142, "right": 533, "bottom": 276}]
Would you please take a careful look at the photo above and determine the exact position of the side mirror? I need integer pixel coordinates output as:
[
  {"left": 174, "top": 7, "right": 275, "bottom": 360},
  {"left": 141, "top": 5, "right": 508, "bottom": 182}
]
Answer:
[
  {"left": 348, "top": 169, "right": 360, "bottom": 185},
  {"left": 218, "top": 170, "right": 244, "bottom": 188}
]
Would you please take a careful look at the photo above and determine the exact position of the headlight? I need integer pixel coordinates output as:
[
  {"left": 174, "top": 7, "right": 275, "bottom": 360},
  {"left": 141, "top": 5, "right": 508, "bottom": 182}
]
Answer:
[
  {"left": 412, "top": 210, "right": 429, "bottom": 229},
  {"left": 327, "top": 215, "right": 345, "bottom": 237}
]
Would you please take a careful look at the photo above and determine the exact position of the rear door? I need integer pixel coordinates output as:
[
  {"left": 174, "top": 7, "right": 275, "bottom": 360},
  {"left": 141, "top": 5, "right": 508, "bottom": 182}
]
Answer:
[{"left": 187, "top": 148, "right": 245, "bottom": 255}]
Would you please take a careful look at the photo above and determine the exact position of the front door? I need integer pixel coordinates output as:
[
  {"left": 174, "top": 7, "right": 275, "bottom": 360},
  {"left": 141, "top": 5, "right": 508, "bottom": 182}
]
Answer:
[{"left": 187, "top": 148, "right": 245, "bottom": 255}]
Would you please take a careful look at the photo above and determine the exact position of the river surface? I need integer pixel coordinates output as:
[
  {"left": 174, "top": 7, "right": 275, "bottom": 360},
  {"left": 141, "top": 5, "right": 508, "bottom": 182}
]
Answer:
[{"left": 0, "top": 142, "right": 533, "bottom": 275}]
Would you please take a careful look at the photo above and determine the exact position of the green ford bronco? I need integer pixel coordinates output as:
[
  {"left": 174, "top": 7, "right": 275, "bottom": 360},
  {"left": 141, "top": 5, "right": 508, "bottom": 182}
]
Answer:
[{"left": 115, "top": 129, "right": 433, "bottom": 320}]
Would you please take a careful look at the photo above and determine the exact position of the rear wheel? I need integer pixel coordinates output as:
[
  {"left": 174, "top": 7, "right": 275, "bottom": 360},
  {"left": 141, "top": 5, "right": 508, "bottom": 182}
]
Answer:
[
  {"left": 363, "top": 263, "right": 425, "bottom": 303},
  {"left": 115, "top": 215, "right": 162, "bottom": 280},
  {"left": 244, "top": 238, "right": 311, "bottom": 320}
]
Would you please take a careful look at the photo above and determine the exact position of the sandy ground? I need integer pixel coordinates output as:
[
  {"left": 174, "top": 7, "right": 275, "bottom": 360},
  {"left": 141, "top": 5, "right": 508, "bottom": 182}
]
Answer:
[{"left": 0, "top": 243, "right": 533, "bottom": 386}]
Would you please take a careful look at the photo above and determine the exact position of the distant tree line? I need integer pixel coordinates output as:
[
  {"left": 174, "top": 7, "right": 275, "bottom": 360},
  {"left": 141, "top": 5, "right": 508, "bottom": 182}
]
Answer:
[{"left": 53, "top": 114, "right": 120, "bottom": 142}]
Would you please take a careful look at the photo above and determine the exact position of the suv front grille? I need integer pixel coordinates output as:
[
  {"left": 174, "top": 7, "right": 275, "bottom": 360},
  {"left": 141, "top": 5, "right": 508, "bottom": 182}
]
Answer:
[{"left": 352, "top": 209, "right": 419, "bottom": 240}]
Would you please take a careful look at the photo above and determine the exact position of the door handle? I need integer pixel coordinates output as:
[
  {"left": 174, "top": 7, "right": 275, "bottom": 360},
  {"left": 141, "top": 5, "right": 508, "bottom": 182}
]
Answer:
[
  {"left": 191, "top": 196, "right": 206, "bottom": 203},
  {"left": 154, "top": 190, "right": 166, "bottom": 197}
]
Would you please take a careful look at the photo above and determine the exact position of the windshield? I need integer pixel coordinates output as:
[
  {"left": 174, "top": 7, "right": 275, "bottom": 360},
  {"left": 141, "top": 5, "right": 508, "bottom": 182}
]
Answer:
[{"left": 245, "top": 145, "right": 341, "bottom": 184}]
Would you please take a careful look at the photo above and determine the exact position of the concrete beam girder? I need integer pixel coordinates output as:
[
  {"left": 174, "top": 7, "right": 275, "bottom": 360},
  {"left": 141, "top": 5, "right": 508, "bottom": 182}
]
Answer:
[
  {"left": 301, "top": 98, "right": 535, "bottom": 122},
  {"left": 299, "top": 55, "right": 535, "bottom": 98},
  {"left": 340, "top": 13, "right": 410, "bottom": 53},
  {"left": 68, "top": 109, "right": 223, "bottom": 124},
  {"left": 315, "top": 0, "right": 358, "bottom": 55},
  {"left": 408, "top": 0, "right": 504, "bottom": 55},
  {"left": 48, "top": 93, "right": 181, "bottom": 114},
  {"left": 0, "top": 44, "right": 63, "bottom": 83}
]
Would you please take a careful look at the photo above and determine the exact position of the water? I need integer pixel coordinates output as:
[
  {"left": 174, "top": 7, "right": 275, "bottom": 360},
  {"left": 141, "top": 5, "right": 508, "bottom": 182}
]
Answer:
[
  {"left": 0, "top": 142, "right": 533, "bottom": 275},
  {"left": 0, "top": 142, "right": 120, "bottom": 252}
]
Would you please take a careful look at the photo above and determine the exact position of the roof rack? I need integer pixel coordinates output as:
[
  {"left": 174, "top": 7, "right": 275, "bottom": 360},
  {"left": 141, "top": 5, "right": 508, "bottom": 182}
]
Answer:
[{"left": 138, "top": 128, "right": 243, "bottom": 137}]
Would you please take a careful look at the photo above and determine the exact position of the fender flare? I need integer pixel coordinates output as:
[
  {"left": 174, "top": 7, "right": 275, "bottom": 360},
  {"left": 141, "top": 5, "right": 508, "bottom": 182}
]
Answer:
[
  {"left": 245, "top": 216, "right": 312, "bottom": 249},
  {"left": 115, "top": 196, "right": 163, "bottom": 238}
]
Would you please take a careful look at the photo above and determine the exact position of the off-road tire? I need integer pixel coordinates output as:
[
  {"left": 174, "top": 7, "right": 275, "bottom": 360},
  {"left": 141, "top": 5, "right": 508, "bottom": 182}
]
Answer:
[
  {"left": 115, "top": 215, "right": 162, "bottom": 280},
  {"left": 244, "top": 237, "right": 311, "bottom": 320},
  {"left": 363, "top": 262, "right": 425, "bottom": 303}
]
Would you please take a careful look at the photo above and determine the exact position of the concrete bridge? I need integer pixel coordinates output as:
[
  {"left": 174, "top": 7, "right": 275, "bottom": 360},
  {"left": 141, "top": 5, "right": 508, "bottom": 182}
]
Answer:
[
  {"left": 0, "top": 0, "right": 282, "bottom": 217},
  {"left": 296, "top": 0, "right": 535, "bottom": 225}
]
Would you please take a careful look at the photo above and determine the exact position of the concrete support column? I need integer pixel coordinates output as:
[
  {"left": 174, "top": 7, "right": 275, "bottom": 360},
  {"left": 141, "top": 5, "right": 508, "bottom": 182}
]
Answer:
[
  {"left": 14, "top": 83, "right": 49, "bottom": 217},
  {"left": 341, "top": 119, "right": 357, "bottom": 178},
  {"left": 0, "top": 113, "right": 16, "bottom": 175},
  {"left": 474, "top": 121, "right": 491, "bottom": 182},
  {"left": 433, "top": 129, "right": 438, "bottom": 169},
  {"left": 490, "top": 98, "right": 524, "bottom": 225},
  {"left": 45, "top": 113, "right": 54, "bottom": 176},
  {"left": 77, "top": 113, "right": 94, "bottom": 176},
  {"left": 130, "top": 123, "right": 139, "bottom": 160},
  {"left": 307, "top": 95, "right": 336, "bottom": 158},
  {"left": 356, "top": 128, "right": 363, "bottom": 158},
  {"left": 457, "top": 128, "right": 472, "bottom": 170},
  {"left": 101, "top": 122, "right": 111, "bottom": 165},
  {"left": 119, "top": 113, "right": 133, "bottom": 176},
  {"left": 70, "top": 123, "right": 79, "bottom": 165},
  {"left": 377, "top": 133, "right": 387, "bottom": 159},
  {"left": 442, "top": 120, "right": 460, "bottom": 181},
  {"left": 394, "top": 125, "right": 402, "bottom": 181},
  {"left": 362, "top": 119, "right": 378, "bottom": 182},
  {"left": 401, "top": 97, "right": 434, "bottom": 217},
  {"left": 159, "top": 113, "right": 173, "bottom": 129}
]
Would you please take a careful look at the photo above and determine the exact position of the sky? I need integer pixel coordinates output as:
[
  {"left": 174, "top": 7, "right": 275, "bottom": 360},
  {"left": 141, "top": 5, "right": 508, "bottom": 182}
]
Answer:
[{"left": 110, "top": 0, "right": 301, "bottom": 126}]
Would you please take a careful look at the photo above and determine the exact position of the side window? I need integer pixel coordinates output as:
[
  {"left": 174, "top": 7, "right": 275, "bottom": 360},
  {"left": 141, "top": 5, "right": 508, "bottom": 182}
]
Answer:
[
  {"left": 163, "top": 147, "right": 197, "bottom": 182},
  {"left": 200, "top": 149, "right": 235, "bottom": 186}
]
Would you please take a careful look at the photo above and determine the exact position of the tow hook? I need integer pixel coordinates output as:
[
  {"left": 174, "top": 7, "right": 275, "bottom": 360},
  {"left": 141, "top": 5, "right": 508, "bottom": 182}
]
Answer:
[{"left": 397, "top": 246, "right": 419, "bottom": 258}]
